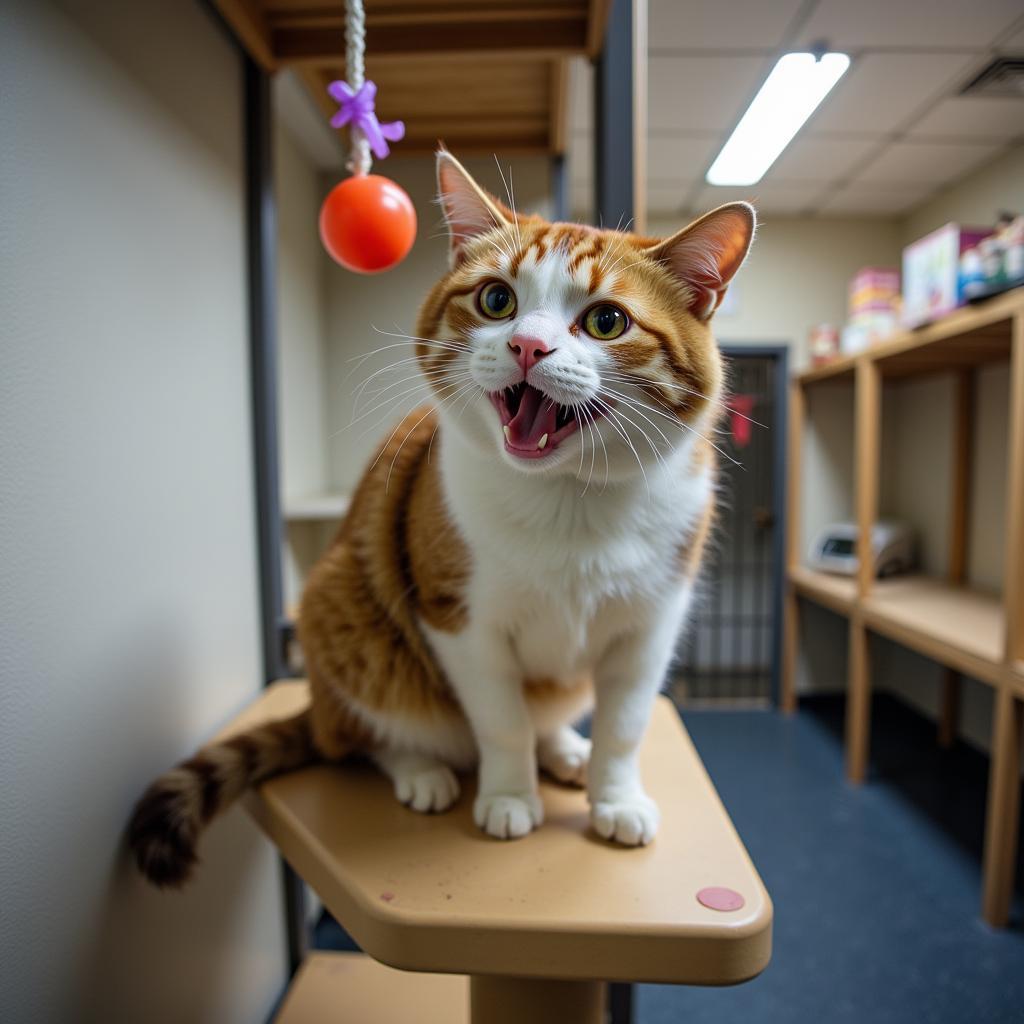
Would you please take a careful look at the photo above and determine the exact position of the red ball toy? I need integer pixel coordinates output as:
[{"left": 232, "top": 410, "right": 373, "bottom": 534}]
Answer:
[{"left": 319, "top": 174, "right": 417, "bottom": 274}]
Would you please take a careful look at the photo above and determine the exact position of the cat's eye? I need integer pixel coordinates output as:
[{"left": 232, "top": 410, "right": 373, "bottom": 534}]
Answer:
[
  {"left": 478, "top": 281, "right": 517, "bottom": 320},
  {"left": 582, "top": 303, "right": 628, "bottom": 341}
]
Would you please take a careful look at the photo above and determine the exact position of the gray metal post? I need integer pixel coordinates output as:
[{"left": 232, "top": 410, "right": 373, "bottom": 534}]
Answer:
[
  {"left": 243, "top": 54, "right": 309, "bottom": 979},
  {"left": 551, "top": 154, "right": 569, "bottom": 221},
  {"left": 594, "top": 0, "right": 635, "bottom": 229}
]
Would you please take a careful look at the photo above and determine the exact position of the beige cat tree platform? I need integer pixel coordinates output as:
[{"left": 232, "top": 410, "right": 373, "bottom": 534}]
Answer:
[{"left": 222, "top": 681, "right": 772, "bottom": 1023}]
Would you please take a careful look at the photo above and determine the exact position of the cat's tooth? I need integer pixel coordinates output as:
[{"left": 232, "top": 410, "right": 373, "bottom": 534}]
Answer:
[
  {"left": 503, "top": 425, "right": 511, "bottom": 442},
  {"left": 537, "top": 433, "right": 548, "bottom": 450}
]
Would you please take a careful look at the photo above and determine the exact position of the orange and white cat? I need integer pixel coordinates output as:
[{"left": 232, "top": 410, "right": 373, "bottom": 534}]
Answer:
[{"left": 129, "top": 151, "right": 755, "bottom": 887}]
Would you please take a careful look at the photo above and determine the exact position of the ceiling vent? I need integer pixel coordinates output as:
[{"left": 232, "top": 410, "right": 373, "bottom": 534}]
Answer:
[{"left": 959, "top": 56, "right": 1024, "bottom": 98}]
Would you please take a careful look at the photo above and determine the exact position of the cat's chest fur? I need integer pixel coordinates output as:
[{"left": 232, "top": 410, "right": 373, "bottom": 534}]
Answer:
[{"left": 438, "top": 430, "right": 711, "bottom": 681}]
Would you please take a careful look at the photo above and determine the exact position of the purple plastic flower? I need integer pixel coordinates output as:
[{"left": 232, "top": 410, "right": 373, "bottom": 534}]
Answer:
[{"left": 327, "top": 80, "right": 405, "bottom": 161}]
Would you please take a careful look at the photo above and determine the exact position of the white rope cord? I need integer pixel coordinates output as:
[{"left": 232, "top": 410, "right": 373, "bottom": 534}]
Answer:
[{"left": 345, "top": 0, "right": 371, "bottom": 176}]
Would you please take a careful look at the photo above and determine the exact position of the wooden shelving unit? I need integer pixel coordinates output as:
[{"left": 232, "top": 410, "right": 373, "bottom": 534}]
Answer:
[{"left": 782, "top": 286, "right": 1024, "bottom": 928}]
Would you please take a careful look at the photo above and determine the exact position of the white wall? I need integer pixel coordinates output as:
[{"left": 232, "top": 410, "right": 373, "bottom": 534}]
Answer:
[
  {"left": 902, "top": 143, "right": 1024, "bottom": 245},
  {"left": 0, "top": 3, "right": 286, "bottom": 1022},
  {"left": 322, "top": 154, "right": 553, "bottom": 492},
  {"left": 276, "top": 118, "right": 329, "bottom": 507},
  {"left": 273, "top": 109, "right": 334, "bottom": 610},
  {"left": 647, "top": 215, "right": 904, "bottom": 369}
]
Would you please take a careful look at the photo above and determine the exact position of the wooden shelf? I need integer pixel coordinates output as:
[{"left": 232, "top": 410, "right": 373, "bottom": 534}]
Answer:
[
  {"left": 861, "top": 576, "right": 1005, "bottom": 686},
  {"left": 211, "top": 1, "right": 612, "bottom": 157},
  {"left": 284, "top": 493, "right": 350, "bottom": 522},
  {"left": 789, "top": 569, "right": 1006, "bottom": 686},
  {"left": 788, "top": 565, "right": 856, "bottom": 615},
  {"left": 275, "top": 953, "right": 468, "bottom": 1024},
  {"left": 797, "top": 353, "right": 857, "bottom": 385},
  {"left": 797, "top": 286, "right": 1024, "bottom": 387}
]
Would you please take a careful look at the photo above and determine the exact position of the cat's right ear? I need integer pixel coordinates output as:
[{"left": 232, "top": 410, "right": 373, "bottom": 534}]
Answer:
[{"left": 436, "top": 150, "right": 512, "bottom": 266}]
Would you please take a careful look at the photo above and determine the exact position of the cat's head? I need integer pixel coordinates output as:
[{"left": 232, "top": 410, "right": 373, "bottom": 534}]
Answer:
[{"left": 416, "top": 151, "right": 754, "bottom": 482}]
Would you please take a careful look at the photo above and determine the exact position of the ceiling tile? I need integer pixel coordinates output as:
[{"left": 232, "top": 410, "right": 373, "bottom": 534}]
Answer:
[
  {"left": 806, "top": 53, "right": 983, "bottom": 135},
  {"left": 818, "top": 184, "right": 935, "bottom": 216},
  {"left": 768, "top": 135, "right": 882, "bottom": 182},
  {"left": 692, "top": 182, "right": 826, "bottom": 216},
  {"left": 908, "top": 96, "right": 1024, "bottom": 140},
  {"left": 568, "top": 57, "right": 592, "bottom": 136},
  {"left": 648, "top": 134, "right": 720, "bottom": 182},
  {"left": 855, "top": 140, "right": 1002, "bottom": 185},
  {"left": 648, "top": 0, "right": 804, "bottom": 50},
  {"left": 797, "top": 0, "right": 1024, "bottom": 49},
  {"left": 649, "top": 55, "right": 768, "bottom": 133}
]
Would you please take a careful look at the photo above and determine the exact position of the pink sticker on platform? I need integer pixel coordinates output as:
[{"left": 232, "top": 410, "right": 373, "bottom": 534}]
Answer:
[{"left": 697, "top": 886, "right": 745, "bottom": 912}]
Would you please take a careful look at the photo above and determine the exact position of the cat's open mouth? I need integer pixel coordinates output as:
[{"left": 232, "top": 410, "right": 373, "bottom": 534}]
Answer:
[{"left": 489, "top": 383, "right": 609, "bottom": 460}]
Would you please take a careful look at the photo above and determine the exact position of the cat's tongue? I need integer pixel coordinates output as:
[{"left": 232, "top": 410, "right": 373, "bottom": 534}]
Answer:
[{"left": 506, "top": 384, "right": 559, "bottom": 449}]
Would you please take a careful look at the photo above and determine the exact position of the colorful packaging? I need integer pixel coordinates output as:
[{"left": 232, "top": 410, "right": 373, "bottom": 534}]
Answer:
[
  {"left": 809, "top": 324, "right": 840, "bottom": 365},
  {"left": 849, "top": 267, "right": 900, "bottom": 320},
  {"left": 902, "top": 223, "right": 991, "bottom": 328},
  {"left": 960, "top": 213, "right": 1024, "bottom": 301}
]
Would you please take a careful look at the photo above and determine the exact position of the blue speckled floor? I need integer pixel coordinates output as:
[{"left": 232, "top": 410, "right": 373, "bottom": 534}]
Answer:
[
  {"left": 316, "top": 695, "right": 1024, "bottom": 1023},
  {"left": 640, "top": 696, "right": 1024, "bottom": 1024}
]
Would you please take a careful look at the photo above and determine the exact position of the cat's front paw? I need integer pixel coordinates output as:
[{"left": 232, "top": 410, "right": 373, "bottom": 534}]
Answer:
[
  {"left": 393, "top": 764, "right": 460, "bottom": 813},
  {"left": 590, "top": 793, "right": 660, "bottom": 846},
  {"left": 537, "top": 728, "right": 591, "bottom": 787},
  {"left": 473, "top": 792, "right": 543, "bottom": 839}
]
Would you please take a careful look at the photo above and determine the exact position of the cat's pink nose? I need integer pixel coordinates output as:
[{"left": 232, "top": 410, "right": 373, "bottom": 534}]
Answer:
[{"left": 508, "top": 335, "right": 554, "bottom": 375}]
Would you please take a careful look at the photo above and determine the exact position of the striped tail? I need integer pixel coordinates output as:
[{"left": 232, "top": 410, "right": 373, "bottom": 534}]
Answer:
[{"left": 128, "top": 708, "right": 317, "bottom": 888}]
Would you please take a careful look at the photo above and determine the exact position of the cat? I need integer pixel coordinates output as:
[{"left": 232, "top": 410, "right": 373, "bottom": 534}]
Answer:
[{"left": 128, "top": 150, "right": 755, "bottom": 887}]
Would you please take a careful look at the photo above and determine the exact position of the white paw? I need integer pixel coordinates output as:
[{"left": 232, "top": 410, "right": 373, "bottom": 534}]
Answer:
[
  {"left": 538, "top": 731, "right": 591, "bottom": 787},
  {"left": 591, "top": 793, "right": 660, "bottom": 846},
  {"left": 473, "top": 792, "right": 543, "bottom": 839},
  {"left": 393, "top": 764, "right": 460, "bottom": 813}
]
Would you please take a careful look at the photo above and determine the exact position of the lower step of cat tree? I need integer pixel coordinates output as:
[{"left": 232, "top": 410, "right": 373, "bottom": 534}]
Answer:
[{"left": 274, "top": 953, "right": 468, "bottom": 1024}]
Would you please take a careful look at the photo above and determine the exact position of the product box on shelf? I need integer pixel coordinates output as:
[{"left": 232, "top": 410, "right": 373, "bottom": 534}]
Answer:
[
  {"left": 849, "top": 267, "right": 900, "bottom": 319},
  {"left": 841, "top": 266, "right": 900, "bottom": 353},
  {"left": 841, "top": 311, "right": 900, "bottom": 354},
  {"left": 902, "top": 223, "right": 990, "bottom": 328}
]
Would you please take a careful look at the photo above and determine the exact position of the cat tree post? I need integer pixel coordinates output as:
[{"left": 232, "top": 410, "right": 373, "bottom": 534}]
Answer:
[{"left": 221, "top": 681, "right": 772, "bottom": 1022}]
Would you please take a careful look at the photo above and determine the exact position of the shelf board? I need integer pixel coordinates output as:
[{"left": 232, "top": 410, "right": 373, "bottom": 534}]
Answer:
[
  {"left": 796, "top": 353, "right": 858, "bottom": 385},
  {"left": 284, "top": 493, "right": 350, "bottom": 522},
  {"left": 275, "top": 953, "right": 468, "bottom": 1024},
  {"left": 1009, "top": 660, "right": 1024, "bottom": 699},
  {"left": 861, "top": 576, "right": 1005, "bottom": 686},
  {"left": 796, "top": 285, "right": 1024, "bottom": 386},
  {"left": 788, "top": 565, "right": 857, "bottom": 615}
]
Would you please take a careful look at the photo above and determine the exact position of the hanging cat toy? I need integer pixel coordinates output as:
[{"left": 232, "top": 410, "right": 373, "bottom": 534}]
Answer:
[{"left": 318, "top": 0, "right": 417, "bottom": 273}]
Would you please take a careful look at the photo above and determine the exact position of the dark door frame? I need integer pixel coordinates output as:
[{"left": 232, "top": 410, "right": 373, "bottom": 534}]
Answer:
[{"left": 719, "top": 343, "right": 790, "bottom": 708}]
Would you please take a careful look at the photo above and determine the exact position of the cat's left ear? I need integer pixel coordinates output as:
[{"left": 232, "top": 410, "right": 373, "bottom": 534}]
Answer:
[
  {"left": 436, "top": 150, "right": 513, "bottom": 266},
  {"left": 644, "top": 202, "right": 756, "bottom": 320}
]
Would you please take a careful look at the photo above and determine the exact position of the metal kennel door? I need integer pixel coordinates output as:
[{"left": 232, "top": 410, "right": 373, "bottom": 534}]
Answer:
[{"left": 671, "top": 346, "right": 788, "bottom": 707}]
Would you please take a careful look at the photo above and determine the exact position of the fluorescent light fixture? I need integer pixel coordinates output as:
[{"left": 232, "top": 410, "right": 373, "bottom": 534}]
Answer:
[{"left": 706, "top": 52, "right": 850, "bottom": 186}]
